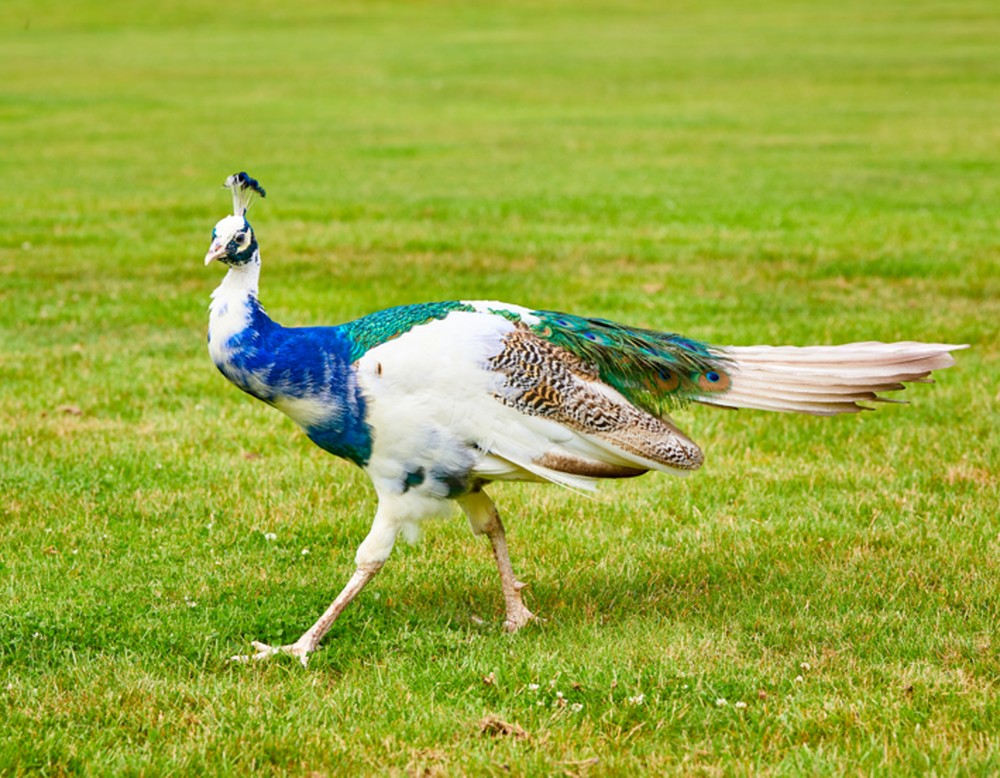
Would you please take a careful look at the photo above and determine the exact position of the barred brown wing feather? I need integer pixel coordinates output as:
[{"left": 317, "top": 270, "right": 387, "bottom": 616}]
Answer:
[{"left": 488, "top": 326, "right": 704, "bottom": 474}]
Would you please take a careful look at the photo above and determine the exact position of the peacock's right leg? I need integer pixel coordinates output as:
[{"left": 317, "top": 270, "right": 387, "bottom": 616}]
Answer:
[{"left": 458, "top": 489, "right": 535, "bottom": 632}]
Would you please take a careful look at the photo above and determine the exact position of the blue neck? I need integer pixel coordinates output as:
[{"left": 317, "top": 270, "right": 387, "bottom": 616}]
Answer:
[{"left": 209, "top": 289, "right": 373, "bottom": 466}]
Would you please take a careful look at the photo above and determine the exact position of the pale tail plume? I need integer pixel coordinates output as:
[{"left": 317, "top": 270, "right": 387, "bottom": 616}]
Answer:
[{"left": 701, "top": 342, "right": 967, "bottom": 415}]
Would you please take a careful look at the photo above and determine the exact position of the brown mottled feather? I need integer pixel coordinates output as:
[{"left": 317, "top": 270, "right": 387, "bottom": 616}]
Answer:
[{"left": 489, "top": 326, "right": 704, "bottom": 473}]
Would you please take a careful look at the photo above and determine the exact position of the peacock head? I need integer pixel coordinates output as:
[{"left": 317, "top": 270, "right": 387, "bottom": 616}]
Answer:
[{"left": 204, "top": 172, "right": 266, "bottom": 267}]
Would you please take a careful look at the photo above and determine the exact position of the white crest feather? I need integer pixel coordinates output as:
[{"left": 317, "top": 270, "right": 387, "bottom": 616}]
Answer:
[{"left": 223, "top": 171, "right": 266, "bottom": 216}]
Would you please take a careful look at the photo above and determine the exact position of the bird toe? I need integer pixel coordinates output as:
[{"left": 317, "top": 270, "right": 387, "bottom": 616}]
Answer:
[
  {"left": 504, "top": 605, "right": 537, "bottom": 633},
  {"left": 229, "top": 640, "right": 311, "bottom": 666}
]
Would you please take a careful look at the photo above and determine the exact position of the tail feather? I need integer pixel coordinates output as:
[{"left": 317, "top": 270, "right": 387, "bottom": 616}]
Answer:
[{"left": 701, "top": 342, "right": 967, "bottom": 415}]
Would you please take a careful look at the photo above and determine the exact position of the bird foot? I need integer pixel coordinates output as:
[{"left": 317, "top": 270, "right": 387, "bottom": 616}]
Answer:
[
  {"left": 503, "top": 587, "right": 537, "bottom": 632},
  {"left": 504, "top": 603, "right": 537, "bottom": 632},
  {"left": 230, "top": 640, "right": 311, "bottom": 667},
  {"left": 502, "top": 579, "right": 538, "bottom": 632}
]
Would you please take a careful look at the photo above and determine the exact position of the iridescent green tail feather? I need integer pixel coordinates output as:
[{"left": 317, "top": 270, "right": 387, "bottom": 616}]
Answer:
[{"left": 529, "top": 310, "right": 731, "bottom": 417}]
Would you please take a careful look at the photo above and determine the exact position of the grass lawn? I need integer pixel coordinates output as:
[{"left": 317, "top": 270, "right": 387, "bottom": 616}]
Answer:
[{"left": 1, "top": 0, "right": 998, "bottom": 773}]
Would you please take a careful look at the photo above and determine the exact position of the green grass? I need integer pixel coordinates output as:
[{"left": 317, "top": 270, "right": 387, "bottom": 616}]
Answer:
[{"left": 2, "top": 0, "right": 998, "bottom": 773}]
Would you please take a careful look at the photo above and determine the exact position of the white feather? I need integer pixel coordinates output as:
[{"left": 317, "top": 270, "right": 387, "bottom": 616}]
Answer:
[
  {"left": 207, "top": 258, "right": 260, "bottom": 383},
  {"left": 701, "top": 341, "right": 967, "bottom": 415},
  {"left": 355, "top": 309, "right": 686, "bottom": 514},
  {"left": 461, "top": 300, "right": 541, "bottom": 326}
]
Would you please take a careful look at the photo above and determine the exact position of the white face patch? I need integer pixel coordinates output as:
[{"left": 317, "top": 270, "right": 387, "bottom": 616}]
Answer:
[
  {"left": 206, "top": 215, "right": 253, "bottom": 265},
  {"left": 212, "top": 214, "right": 247, "bottom": 244}
]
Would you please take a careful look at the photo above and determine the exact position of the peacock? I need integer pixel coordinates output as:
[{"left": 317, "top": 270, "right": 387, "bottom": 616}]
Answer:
[{"left": 205, "top": 172, "right": 965, "bottom": 665}]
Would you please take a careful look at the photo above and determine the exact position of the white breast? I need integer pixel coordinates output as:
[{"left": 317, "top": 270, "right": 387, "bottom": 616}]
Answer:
[{"left": 207, "top": 266, "right": 258, "bottom": 367}]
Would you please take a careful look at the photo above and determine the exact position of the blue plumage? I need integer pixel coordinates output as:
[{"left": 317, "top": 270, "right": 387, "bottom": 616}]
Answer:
[
  {"left": 209, "top": 298, "right": 373, "bottom": 465},
  {"left": 204, "top": 172, "right": 964, "bottom": 667}
]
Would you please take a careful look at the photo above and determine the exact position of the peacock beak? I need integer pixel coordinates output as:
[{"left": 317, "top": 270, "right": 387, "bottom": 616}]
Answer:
[{"left": 204, "top": 240, "right": 227, "bottom": 265}]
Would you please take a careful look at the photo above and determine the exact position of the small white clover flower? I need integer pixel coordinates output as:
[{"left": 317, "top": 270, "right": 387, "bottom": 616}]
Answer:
[
  {"left": 301, "top": 548, "right": 310, "bottom": 556},
  {"left": 628, "top": 693, "right": 645, "bottom": 705},
  {"left": 555, "top": 691, "right": 564, "bottom": 699},
  {"left": 715, "top": 698, "right": 728, "bottom": 706},
  {"left": 794, "top": 675, "right": 804, "bottom": 683},
  {"left": 528, "top": 683, "right": 540, "bottom": 691},
  {"left": 571, "top": 703, "right": 584, "bottom": 712},
  {"left": 264, "top": 532, "right": 277, "bottom": 541},
  {"left": 800, "top": 662, "right": 811, "bottom": 671},
  {"left": 734, "top": 701, "right": 747, "bottom": 709}
]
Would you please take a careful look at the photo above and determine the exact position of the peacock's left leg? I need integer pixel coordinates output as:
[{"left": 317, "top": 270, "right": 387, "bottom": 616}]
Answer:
[
  {"left": 232, "top": 507, "right": 399, "bottom": 666},
  {"left": 231, "top": 562, "right": 383, "bottom": 666},
  {"left": 458, "top": 489, "right": 535, "bottom": 632}
]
